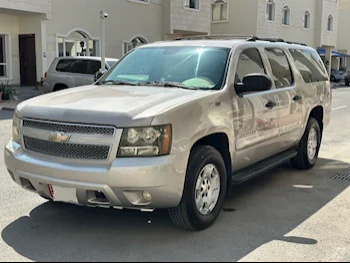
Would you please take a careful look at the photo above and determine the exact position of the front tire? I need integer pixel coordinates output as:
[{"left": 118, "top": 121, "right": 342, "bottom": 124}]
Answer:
[
  {"left": 169, "top": 145, "right": 227, "bottom": 231},
  {"left": 291, "top": 117, "right": 322, "bottom": 170}
]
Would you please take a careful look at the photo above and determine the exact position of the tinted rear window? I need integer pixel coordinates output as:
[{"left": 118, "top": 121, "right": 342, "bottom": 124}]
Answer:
[
  {"left": 289, "top": 49, "right": 328, "bottom": 83},
  {"left": 89, "top": 60, "right": 102, "bottom": 75},
  {"left": 56, "top": 59, "right": 75, "bottom": 73},
  {"left": 72, "top": 59, "right": 89, "bottom": 74}
]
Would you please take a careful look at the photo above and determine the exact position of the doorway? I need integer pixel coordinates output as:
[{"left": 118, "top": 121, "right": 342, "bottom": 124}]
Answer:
[{"left": 19, "top": 34, "right": 37, "bottom": 86}]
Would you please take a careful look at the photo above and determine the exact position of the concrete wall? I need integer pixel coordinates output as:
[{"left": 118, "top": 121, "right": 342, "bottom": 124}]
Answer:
[
  {"left": 211, "top": 0, "right": 259, "bottom": 35},
  {"left": 317, "top": 0, "right": 339, "bottom": 48},
  {"left": 337, "top": 0, "right": 350, "bottom": 53},
  {"left": 168, "top": 0, "right": 211, "bottom": 35}
]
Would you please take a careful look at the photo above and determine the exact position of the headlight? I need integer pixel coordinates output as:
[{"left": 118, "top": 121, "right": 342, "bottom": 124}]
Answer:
[
  {"left": 117, "top": 125, "right": 172, "bottom": 157},
  {"left": 12, "top": 114, "right": 21, "bottom": 143}
]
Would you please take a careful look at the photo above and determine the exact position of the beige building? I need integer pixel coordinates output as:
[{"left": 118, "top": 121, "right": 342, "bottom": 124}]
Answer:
[
  {"left": 1, "top": 0, "right": 211, "bottom": 87},
  {"left": 337, "top": 0, "right": 350, "bottom": 70},
  {"left": 211, "top": 0, "right": 341, "bottom": 72},
  {"left": 1, "top": 0, "right": 344, "bottom": 87}
]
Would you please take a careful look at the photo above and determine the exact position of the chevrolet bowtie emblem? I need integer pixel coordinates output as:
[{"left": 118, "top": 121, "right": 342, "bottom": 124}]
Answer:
[{"left": 48, "top": 131, "right": 71, "bottom": 143}]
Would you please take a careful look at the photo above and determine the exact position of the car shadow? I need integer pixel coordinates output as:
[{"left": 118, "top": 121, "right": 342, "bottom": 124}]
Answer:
[{"left": 2, "top": 158, "right": 350, "bottom": 262}]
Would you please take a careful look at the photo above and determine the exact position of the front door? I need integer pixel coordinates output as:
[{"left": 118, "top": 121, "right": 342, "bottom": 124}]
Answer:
[
  {"left": 19, "top": 34, "right": 37, "bottom": 86},
  {"left": 232, "top": 47, "right": 280, "bottom": 171}
]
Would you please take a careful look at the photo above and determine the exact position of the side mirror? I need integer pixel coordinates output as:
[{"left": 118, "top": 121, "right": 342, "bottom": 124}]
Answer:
[
  {"left": 94, "top": 69, "right": 107, "bottom": 82},
  {"left": 235, "top": 74, "right": 272, "bottom": 95}
]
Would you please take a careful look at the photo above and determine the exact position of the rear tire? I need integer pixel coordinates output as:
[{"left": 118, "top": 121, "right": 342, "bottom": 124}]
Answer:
[
  {"left": 168, "top": 145, "right": 227, "bottom": 231},
  {"left": 291, "top": 117, "right": 321, "bottom": 170}
]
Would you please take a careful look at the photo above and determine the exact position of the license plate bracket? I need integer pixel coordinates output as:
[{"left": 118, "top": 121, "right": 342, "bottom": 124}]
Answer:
[{"left": 49, "top": 185, "right": 78, "bottom": 204}]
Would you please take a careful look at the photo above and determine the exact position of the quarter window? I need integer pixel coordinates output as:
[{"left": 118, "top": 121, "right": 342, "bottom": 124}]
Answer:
[
  {"left": 264, "top": 48, "right": 294, "bottom": 88},
  {"left": 289, "top": 49, "right": 328, "bottom": 83},
  {"left": 235, "top": 48, "right": 266, "bottom": 84},
  {"left": 56, "top": 59, "right": 75, "bottom": 73},
  {"left": 89, "top": 61, "right": 102, "bottom": 75}
]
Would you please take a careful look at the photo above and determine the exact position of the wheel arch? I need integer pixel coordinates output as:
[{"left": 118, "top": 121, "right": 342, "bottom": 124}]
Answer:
[{"left": 190, "top": 131, "right": 233, "bottom": 196}]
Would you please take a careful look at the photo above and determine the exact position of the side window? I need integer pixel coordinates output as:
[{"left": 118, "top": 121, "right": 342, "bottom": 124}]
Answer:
[
  {"left": 55, "top": 59, "right": 75, "bottom": 73},
  {"left": 235, "top": 48, "right": 266, "bottom": 84},
  {"left": 289, "top": 49, "right": 328, "bottom": 83},
  {"left": 89, "top": 60, "right": 102, "bottom": 75},
  {"left": 72, "top": 59, "right": 89, "bottom": 75},
  {"left": 264, "top": 48, "right": 294, "bottom": 88}
]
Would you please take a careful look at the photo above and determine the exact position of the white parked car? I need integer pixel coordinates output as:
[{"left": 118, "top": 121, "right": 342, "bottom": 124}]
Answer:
[{"left": 43, "top": 56, "right": 119, "bottom": 93}]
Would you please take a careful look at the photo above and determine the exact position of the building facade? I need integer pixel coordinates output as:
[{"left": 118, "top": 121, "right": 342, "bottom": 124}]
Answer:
[
  {"left": 337, "top": 0, "right": 350, "bottom": 70},
  {"left": 0, "top": 0, "right": 51, "bottom": 86},
  {"left": 0, "top": 0, "right": 343, "bottom": 87},
  {"left": 1, "top": 0, "right": 212, "bottom": 87},
  {"left": 211, "top": 0, "right": 340, "bottom": 72}
]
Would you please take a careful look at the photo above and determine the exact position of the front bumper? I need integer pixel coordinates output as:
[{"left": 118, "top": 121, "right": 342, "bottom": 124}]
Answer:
[{"left": 4, "top": 140, "right": 187, "bottom": 210}]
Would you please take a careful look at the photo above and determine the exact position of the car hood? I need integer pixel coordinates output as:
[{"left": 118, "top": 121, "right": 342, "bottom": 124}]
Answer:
[{"left": 16, "top": 85, "right": 214, "bottom": 127}]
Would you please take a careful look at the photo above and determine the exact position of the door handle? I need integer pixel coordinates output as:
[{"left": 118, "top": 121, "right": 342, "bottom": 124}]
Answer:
[
  {"left": 265, "top": 101, "right": 277, "bottom": 109},
  {"left": 293, "top": 95, "right": 302, "bottom": 102}
]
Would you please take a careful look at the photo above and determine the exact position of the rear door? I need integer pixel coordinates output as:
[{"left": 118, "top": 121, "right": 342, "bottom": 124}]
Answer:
[
  {"left": 71, "top": 59, "right": 91, "bottom": 87},
  {"left": 89, "top": 60, "right": 102, "bottom": 77},
  {"left": 288, "top": 48, "right": 330, "bottom": 133},
  {"left": 54, "top": 59, "right": 76, "bottom": 88},
  {"left": 263, "top": 48, "right": 304, "bottom": 150}
]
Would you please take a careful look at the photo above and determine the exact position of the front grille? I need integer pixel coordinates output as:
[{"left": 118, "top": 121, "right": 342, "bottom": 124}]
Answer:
[
  {"left": 23, "top": 120, "right": 115, "bottom": 136},
  {"left": 24, "top": 136, "right": 110, "bottom": 160}
]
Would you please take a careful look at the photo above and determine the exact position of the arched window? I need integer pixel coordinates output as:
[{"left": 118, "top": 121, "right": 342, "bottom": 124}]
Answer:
[
  {"left": 123, "top": 36, "right": 148, "bottom": 55},
  {"left": 282, "top": 5, "right": 291, "bottom": 25},
  {"left": 57, "top": 29, "right": 99, "bottom": 57},
  {"left": 328, "top": 14, "right": 334, "bottom": 31},
  {"left": 266, "top": 0, "right": 276, "bottom": 21},
  {"left": 304, "top": 11, "right": 311, "bottom": 29},
  {"left": 212, "top": 0, "right": 228, "bottom": 22}
]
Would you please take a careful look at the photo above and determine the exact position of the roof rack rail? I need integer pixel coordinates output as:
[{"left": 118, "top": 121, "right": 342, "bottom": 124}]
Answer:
[
  {"left": 173, "top": 34, "right": 256, "bottom": 41},
  {"left": 171, "top": 34, "right": 307, "bottom": 46}
]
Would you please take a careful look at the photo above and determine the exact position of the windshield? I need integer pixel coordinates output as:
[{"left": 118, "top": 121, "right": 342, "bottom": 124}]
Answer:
[{"left": 99, "top": 46, "right": 231, "bottom": 90}]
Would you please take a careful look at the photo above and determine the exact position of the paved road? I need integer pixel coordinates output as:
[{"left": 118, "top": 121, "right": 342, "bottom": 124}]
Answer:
[{"left": 1, "top": 88, "right": 350, "bottom": 262}]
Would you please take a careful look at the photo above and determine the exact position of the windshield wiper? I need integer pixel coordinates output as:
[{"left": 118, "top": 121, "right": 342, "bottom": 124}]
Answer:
[
  {"left": 141, "top": 81, "right": 204, "bottom": 90},
  {"left": 101, "top": 80, "right": 139, "bottom": 86}
]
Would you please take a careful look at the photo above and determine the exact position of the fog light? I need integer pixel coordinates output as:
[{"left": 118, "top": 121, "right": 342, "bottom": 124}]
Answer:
[{"left": 142, "top": 191, "right": 152, "bottom": 202}]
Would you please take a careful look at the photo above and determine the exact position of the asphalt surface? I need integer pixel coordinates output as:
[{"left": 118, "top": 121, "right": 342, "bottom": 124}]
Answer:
[{"left": 1, "top": 87, "right": 350, "bottom": 262}]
